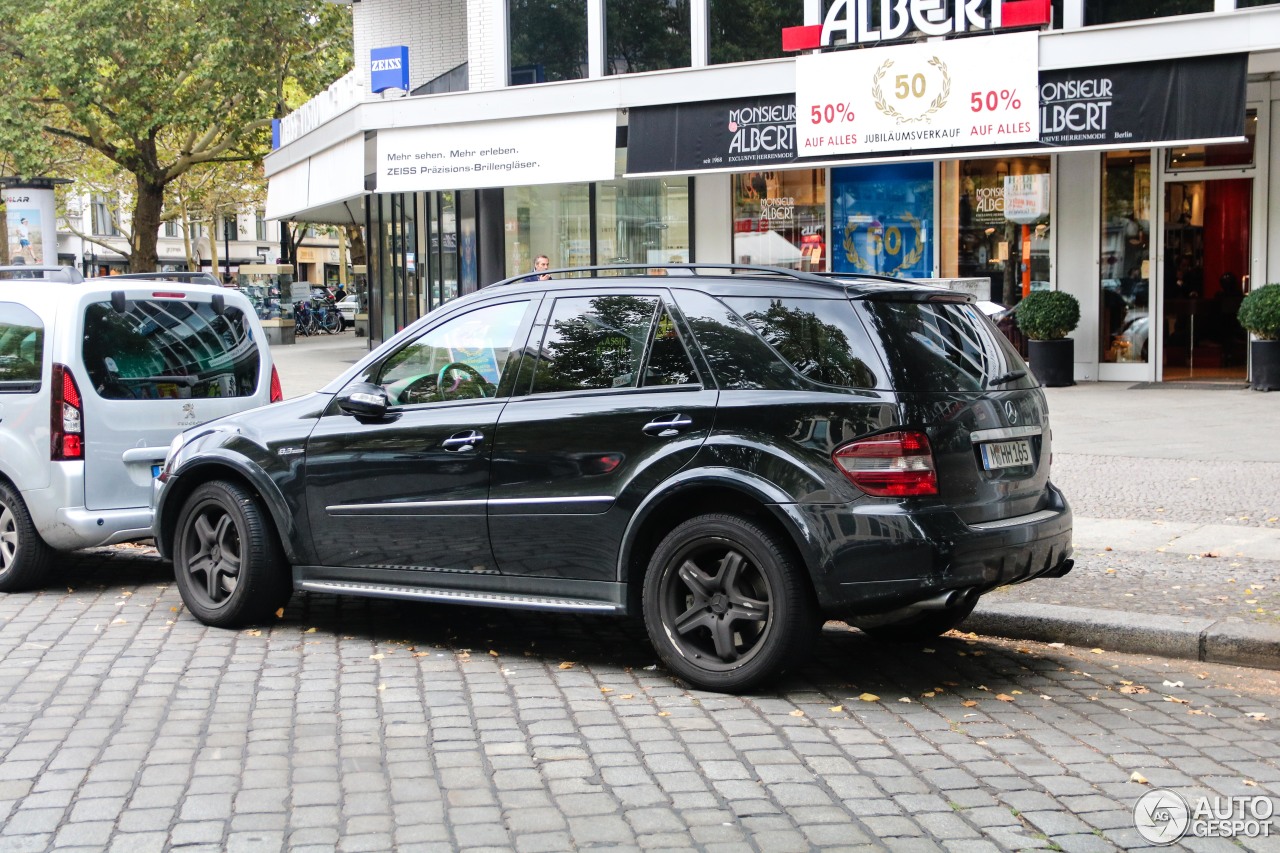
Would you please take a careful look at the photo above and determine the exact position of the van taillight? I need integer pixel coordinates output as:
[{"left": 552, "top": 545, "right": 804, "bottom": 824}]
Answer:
[
  {"left": 51, "top": 363, "right": 84, "bottom": 461},
  {"left": 833, "top": 431, "right": 937, "bottom": 497},
  {"left": 270, "top": 365, "right": 283, "bottom": 403}
]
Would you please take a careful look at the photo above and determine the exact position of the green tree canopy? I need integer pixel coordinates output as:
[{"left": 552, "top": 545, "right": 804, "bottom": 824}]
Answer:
[{"left": 0, "top": 0, "right": 351, "bottom": 271}]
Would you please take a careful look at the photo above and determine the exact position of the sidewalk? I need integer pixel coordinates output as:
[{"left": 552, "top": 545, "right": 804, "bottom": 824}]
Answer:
[{"left": 269, "top": 337, "right": 1280, "bottom": 669}]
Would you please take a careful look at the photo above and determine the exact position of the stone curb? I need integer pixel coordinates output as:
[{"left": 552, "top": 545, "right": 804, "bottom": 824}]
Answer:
[{"left": 965, "top": 601, "right": 1280, "bottom": 671}]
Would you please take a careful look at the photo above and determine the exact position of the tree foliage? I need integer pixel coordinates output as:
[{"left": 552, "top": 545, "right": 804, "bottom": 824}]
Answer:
[{"left": 0, "top": 0, "right": 351, "bottom": 271}]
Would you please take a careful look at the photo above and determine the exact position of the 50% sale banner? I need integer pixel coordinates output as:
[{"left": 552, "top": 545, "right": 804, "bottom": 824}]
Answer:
[{"left": 796, "top": 31, "right": 1039, "bottom": 157}]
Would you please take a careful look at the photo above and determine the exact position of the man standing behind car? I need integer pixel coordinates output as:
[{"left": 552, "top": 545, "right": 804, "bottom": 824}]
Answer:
[{"left": 526, "top": 254, "right": 551, "bottom": 282}]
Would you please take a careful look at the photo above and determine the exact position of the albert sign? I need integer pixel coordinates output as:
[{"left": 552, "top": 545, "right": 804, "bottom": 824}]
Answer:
[{"left": 783, "top": 0, "right": 1050, "bottom": 50}]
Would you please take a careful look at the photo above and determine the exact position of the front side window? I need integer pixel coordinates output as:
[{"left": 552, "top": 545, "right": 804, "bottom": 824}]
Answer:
[
  {"left": 530, "top": 295, "right": 694, "bottom": 393},
  {"left": 378, "top": 300, "right": 529, "bottom": 405},
  {"left": 0, "top": 303, "right": 43, "bottom": 393},
  {"left": 82, "top": 300, "right": 260, "bottom": 399}
]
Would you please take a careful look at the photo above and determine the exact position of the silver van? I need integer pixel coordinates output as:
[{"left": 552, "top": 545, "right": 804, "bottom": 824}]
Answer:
[{"left": 0, "top": 277, "right": 280, "bottom": 591}]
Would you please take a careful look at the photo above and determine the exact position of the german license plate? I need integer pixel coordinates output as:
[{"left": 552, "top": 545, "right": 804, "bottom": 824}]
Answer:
[{"left": 979, "top": 439, "right": 1032, "bottom": 470}]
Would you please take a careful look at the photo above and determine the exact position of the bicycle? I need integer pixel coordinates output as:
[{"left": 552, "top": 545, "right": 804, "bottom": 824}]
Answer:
[
  {"left": 313, "top": 295, "right": 343, "bottom": 334},
  {"left": 293, "top": 300, "right": 319, "bottom": 336}
]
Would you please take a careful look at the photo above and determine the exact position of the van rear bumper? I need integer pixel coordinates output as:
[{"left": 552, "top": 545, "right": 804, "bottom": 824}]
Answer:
[
  {"left": 22, "top": 473, "right": 154, "bottom": 550},
  {"left": 793, "top": 484, "right": 1074, "bottom": 614}
]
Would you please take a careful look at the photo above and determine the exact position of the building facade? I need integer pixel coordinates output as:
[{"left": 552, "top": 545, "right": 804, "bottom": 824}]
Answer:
[{"left": 265, "top": 0, "right": 1280, "bottom": 385}]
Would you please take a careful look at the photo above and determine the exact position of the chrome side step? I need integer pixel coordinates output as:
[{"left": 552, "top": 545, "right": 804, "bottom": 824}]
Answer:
[{"left": 297, "top": 579, "right": 624, "bottom": 614}]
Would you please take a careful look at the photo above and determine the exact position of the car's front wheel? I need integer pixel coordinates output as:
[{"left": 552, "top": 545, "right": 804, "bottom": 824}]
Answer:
[
  {"left": 0, "top": 480, "right": 54, "bottom": 592},
  {"left": 173, "top": 480, "right": 292, "bottom": 627},
  {"left": 643, "top": 514, "right": 818, "bottom": 693}
]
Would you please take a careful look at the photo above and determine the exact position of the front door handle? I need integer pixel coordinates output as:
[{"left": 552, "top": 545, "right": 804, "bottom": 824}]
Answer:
[
  {"left": 643, "top": 414, "right": 692, "bottom": 437},
  {"left": 442, "top": 430, "right": 484, "bottom": 452}
]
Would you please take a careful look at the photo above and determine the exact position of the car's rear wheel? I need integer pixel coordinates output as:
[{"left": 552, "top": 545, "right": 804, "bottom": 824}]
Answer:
[
  {"left": 0, "top": 481, "right": 54, "bottom": 592},
  {"left": 851, "top": 598, "right": 978, "bottom": 643},
  {"left": 643, "top": 514, "right": 818, "bottom": 693},
  {"left": 173, "top": 480, "right": 292, "bottom": 627}
]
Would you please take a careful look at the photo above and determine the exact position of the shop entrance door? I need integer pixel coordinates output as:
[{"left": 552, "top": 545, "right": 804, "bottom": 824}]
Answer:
[{"left": 1160, "top": 179, "right": 1250, "bottom": 382}]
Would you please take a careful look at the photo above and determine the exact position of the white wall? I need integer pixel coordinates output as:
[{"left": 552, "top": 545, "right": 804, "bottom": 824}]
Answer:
[
  {"left": 693, "top": 173, "right": 731, "bottom": 263},
  {"left": 355, "top": 0, "right": 468, "bottom": 93},
  {"left": 1054, "top": 151, "right": 1099, "bottom": 382}
]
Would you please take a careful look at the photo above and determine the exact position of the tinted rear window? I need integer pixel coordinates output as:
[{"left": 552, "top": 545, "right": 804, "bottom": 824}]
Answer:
[
  {"left": 83, "top": 299, "right": 260, "bottom": 400},
  {"left": 0, "top": 302, "right": 43, "bottom": 393},
  {"left": 861, "top": 300, "right": 1030, "bottom": 392},
  {"left": 722, "top": 296, "right": 881, "bottom": 389}
]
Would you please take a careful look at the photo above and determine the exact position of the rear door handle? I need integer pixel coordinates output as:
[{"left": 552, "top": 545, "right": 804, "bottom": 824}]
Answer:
[
  {"left": 442, "top": 430, "right": 484, "bottom": 451},
  {"left": 643, "top": 414, "right": 692, "bottom": 437}
]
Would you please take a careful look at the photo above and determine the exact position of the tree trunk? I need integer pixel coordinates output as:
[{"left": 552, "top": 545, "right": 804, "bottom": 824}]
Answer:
[
  {"left": 131, "top": 176, "right": 165, "bottom": 272},
  {"left": 345, "top": 224, "right": 366, "bottom": 267}
]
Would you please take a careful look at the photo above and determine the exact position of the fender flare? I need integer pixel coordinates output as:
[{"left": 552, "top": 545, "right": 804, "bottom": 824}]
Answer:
[
  {"left": 159, "top": 451, "right": 301, "bottom": 563},
  {"left": 615, "top": 465, "right": 823, "bottom": 586}
]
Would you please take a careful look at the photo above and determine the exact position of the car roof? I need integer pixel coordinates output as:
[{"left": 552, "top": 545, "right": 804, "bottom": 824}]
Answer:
[
  {"left": 482, "top": 264, "right": 974, "bottom": 302},
  {"left": 95, "top": 271, "right": 223, "bottom": 285},
  {"left": 0, "top": 265, "right": 85, "bottom": 283}
]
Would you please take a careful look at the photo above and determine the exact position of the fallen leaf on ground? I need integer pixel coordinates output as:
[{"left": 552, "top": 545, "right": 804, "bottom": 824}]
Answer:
[
  {"left": 245, "top": 629, "right": 261, "bottom": 636},
  {"left": 1246, "top": 712, "right": 1270, "bottom": 721},
  {"left": 1202, "top": 552, "right": 1219, "bottom": 558},
  {"left": 600, "top": 686, "right": 613, "bottom": 693},
  {"left": 961, "top": 700, "right": 978, "bottom": 708},
  {"left": 657, "top": 711, "right": 670, "bottom": 717},
  {"left": 1090, "top": 648, "right": 1104, "bottom": 654},
  {"left": 829, "top": 705, "right": 843, "bottom": 713},
  {"left": 1131, "top": 771, "right": 1149, "bottom": 784},
  {"left": 859, "top": 693, "right": 880, "bottom": 702},
  {"left": 559, "top": 661, "right": 575, "bottom": 670},
  {"left": 304, "top": 627, "right": 316, "bottom": 634},
  {"left": 898, "top": 697, "right": 912, "bottom": 704},
  {"left": 1245, "top": 780, "right": 1258, "bottom": 787},
  {"left": 995, "top": 694, "right": 1015, "bottom": 702},
  {"left": 275, "top": 607, "right": 285, "bottom": 618},
  {"left": 1118, "top": 685, "right": 1149, "bottom": 695},
  {"left": 370, "top": 653, "right": 384, "bottom": 660},
  {"left": 790, "top": 709, "right": 805, "bottom": 717},
  {"left": 620, "top": 694, "right": 634, "bottom": 700},
  {"left": 1164, "top": 695, "right": 1189, "bottom": 704}
]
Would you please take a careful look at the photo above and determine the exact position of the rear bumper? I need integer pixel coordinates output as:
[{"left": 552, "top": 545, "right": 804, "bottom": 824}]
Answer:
[
  {"left": 794, "top": 483, "right": 1074, "bottom": 614},
  {"left": 23, "top": 472, "right": 153, "bottom": 550}
]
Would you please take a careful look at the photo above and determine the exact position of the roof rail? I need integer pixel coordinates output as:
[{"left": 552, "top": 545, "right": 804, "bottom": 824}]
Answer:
[{"left": 487, "top": 263, "right": 842, "bottom": 288}]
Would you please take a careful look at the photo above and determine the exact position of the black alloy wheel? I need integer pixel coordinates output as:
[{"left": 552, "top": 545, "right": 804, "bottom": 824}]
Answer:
[
  {"left": 643, "top": 514, "right": 818, "bottom": 693},
  {"left": 0, "top": 480, "right": 53, "bottom": 592},
  {"left": 173, "top": 480, "right": 292, "bottom": 627}
]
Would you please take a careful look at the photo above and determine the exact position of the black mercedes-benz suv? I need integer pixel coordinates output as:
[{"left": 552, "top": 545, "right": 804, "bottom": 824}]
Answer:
[{"left": 153, "top": 264, "right": 1072, "bottom": 692}]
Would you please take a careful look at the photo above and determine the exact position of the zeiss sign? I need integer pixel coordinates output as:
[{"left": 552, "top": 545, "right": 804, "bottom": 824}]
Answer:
[{"left": 370, "top": 46, "right": 409, "bottom": 93}]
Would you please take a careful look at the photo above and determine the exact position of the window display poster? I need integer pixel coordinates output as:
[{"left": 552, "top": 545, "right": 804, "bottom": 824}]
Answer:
[
  {"left": 2, "top": 185, "right": 56, "bottom": 267},
  {"left": 832, "top": 163, "right": 932, "bottom": 278}
]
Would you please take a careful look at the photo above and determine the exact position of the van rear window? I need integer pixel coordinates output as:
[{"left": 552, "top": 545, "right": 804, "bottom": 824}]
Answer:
[
  {"left": 0, "top": 302, "right": 43, "bottom": 393},
  {"left": 83, "top": 299, "right": 260, "bottom": 400}
]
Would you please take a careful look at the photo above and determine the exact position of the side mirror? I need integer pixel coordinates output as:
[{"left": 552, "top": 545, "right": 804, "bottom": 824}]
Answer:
[{"left": 337, "top": 382, "right": 391, "bottom": 419}]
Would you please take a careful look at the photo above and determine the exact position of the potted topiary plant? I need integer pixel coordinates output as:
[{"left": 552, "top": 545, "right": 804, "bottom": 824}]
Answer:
[
  {"left": 1238, "top": 283, "right": 1280, "bottom": 391},
  {"left": 1013, "top": 290, "right": 1080, "bottom": 387}
]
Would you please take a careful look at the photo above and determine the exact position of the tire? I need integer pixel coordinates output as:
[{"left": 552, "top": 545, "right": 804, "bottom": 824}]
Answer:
[
  {"left": 173, "top": 480, "right": 292, "bottom": 627},
  {"left": 0, "top": 480, "right": 55, "bottom": 592},
  {"left": 851, "top": 598, "right": 978, "bottom": 643},
  {"left": 642, "top": 514, "right": 819, "bottom": 693}
]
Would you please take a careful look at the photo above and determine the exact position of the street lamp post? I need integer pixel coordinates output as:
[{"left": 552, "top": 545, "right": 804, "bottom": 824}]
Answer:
[{"left": 223, "top": 214, "right": 232, "bottom": 284}]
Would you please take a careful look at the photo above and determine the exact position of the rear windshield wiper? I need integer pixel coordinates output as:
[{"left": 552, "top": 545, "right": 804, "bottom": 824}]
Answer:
[{"left": 987, "top": 369, "right": 1027, "bottom": 387}]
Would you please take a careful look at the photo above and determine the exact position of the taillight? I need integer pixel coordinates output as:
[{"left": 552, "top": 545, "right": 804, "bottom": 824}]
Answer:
[
  {"left": 833, "top": 430, "right": 938, "bottom": 497},
  {"left": 51, "top": 363, "right": 85, "bottom": 461},
  {"left": 270, "top": 365, "right": 283, "bottom": 403}
]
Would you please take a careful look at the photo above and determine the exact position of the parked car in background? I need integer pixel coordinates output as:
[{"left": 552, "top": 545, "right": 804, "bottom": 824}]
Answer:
[
  {"left": 335, "top": 294, "right": 359, "bottom": 326},
  {"left": 0, "top": 265, "right": 85, "bottom": 283},
  {"left": 0, "top": 276, "right": 283, "bottom": 592},
  {"left": 153, "top": 263, "right": 1073, "bottom": 693}
]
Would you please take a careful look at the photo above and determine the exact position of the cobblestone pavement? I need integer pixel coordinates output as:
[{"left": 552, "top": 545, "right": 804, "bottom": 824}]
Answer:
[{"left": 2, "top": 549, "right": 1280, "bottom": 852}]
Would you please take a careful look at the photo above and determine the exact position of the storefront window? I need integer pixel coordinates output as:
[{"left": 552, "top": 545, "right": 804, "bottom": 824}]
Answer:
[
  {"left": 509, "top": 0, "right": 588, "bottom": 84},
  {"left": 831, "top": 163, "right": 933, "bottom": 278},
  {"left": 1238, "top": 0, "right": 1280, "bottom": 6},
  {"left": 1083, "top": 0, "right": 1212, "bottom": 25},
  {"left": 606, "top": 0, "right": 690, "bottom": 74},
  {"left": 596, "top": 153, "right": 690, "bottom": 271},
  {"left": 732, "top": 170, "right": 826, "bottom": 271},
  {"left": 504, "top": 184, "right": 592, "bottom": 277},
  {"left": 708, "top": 0, "right": 802, "bottom": 65},
  {"left": 1099, "top": 151, "right": 1152, "bottom": 365},
  {"left": 940, "top": 158, "right": 1052, "bottom": 307},
  {"left": 1168, "top": 110, "right": 1257, "bottom": 170}
]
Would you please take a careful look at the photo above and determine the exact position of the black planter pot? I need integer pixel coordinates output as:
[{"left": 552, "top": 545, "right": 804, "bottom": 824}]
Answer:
[
  {"left": 1250, "top": 339, "right": 1280, "bottom": 391},
  {"left": 1027, "top": 338, "right": 1075, "bottom": 387}
]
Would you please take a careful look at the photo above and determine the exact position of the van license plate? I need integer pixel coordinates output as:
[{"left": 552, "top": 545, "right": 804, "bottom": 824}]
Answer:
[
  {"left": 980, "top": 439, "right": 1032, "bottom": 470},
  {"left": 151, "top": 465, "right": 162, "bottom": 478}
]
